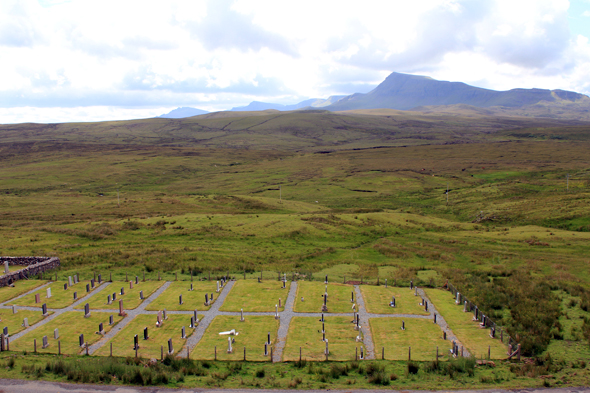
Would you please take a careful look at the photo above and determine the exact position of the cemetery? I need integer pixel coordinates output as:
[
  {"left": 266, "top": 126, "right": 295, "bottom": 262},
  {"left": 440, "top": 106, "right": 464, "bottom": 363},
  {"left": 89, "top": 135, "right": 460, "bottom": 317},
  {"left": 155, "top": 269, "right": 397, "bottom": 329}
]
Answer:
[
  {"left": 0, "top": 280, "right": 48, "bottom": 304},
  {"left": 0, "top": 272, "right": 511, "bottom": 364}
]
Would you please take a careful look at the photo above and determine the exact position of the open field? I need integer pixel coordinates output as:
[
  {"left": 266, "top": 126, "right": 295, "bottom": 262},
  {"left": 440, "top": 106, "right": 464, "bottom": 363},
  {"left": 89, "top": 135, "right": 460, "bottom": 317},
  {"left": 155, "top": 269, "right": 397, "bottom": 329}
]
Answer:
[
  {"left": 145, "top": 281, "right": 218, "bottom": 311},
  {"left": 220, "top": 280, "right": 290, "bottom": 312},
  {"left": 10, "top": 311, "right": 123, "bottom": 355},
  {"left": 0, "top": 280, "right": 48, "bottom": 304},
  {"left": 191, "top": 315, "right": 279, "bottom": 361},
  {"left": 424, "top": 288, "right": 508, "bottom": 359},
  {"left": 294, "top": 282, "right": 355, "bottom": 314},
  {"left": 283, "top": 316, "right": 359, "bottom": 361},
  {"left": 13, "top": 280, "right": 99, "bottom": 309},
  {"left": 370, "top": 317, "right": 451, "bottom": 361},
  {"left": 360, "top": 285, "right": 430, "bottom": 315},
  {"left": 75, "top": 280, "right": 164, "bottom": 310},
  {"left": 1, "top": 110, "right": 590, "bottom": 387}
]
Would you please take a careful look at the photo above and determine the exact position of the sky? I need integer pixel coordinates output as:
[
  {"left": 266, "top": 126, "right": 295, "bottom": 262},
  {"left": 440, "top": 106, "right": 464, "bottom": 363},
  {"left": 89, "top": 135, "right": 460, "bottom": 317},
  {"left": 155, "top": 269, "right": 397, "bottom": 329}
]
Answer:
[{"left": 0, "top": 0, "right": 589, "bottom": 123}]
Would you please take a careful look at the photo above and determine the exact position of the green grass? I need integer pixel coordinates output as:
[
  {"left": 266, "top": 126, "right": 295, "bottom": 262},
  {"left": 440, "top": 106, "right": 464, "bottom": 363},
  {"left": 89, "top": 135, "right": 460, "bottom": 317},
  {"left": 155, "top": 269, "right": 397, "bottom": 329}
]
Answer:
[
  {"left": 220, "top": 280, "right": 290, "bottom": 312},
  {"left": 94, "top": 314, "right": 194, "bottom": 358},
  {"left": 145, "top": 281, "right": 218, "bottom": 311},
  {"left": 0, "top": 280, "right": 48, "bottom": 304},
  {"left": 0, "top": 309, "right": 46, "bottom": 335},
  {"left": 191, "top": 315, "right": 279, "bottom": 361},
  {"left": 10, "top": 312, "right": 123, "bottom": 355},
  {"left": 370, "top": 317, "right": 451, "bottom": 361},
  {"left": 283, "top": 316, "right": 359, "bottom": 361},
  {"left": 13, "top": 281, "right": 100, "bottom": 309},
  {"left": 75, "top": 281, "right": 164, "bottom": 310},
  {"left": 424, "top": 288, "right": 508, "bottom": 359},
  {"left": 294, "top": 282, "right": 356, "bottom": 314},
  {"left": 360, "top": 285, "right": 430, "bottom": 315}
]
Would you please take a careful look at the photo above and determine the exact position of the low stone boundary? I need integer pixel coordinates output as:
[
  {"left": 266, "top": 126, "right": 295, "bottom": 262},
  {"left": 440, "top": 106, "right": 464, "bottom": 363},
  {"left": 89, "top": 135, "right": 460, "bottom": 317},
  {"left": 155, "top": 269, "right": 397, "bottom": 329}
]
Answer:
[{"left": 0, "top": 257, "right": 60, "bottom": 287}]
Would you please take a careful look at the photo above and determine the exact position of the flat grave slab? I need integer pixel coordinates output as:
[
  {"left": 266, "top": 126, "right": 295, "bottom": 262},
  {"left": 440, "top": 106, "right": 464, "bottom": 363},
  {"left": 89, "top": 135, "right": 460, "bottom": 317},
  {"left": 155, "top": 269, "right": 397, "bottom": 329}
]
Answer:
[
  {"left": 0, "top": 280, "right": 48, "bottom": 304},
  {"left": 94, "top": 314, "right": 195, "bottom": 358},
  {"left": 360, "top": 285, "right": 430, "bottom": 315},
  {"left": 283, "top": 316, "right": 359, "bottom": 361},
  {"left": 424, "top": 288, "right": 508, "bottom": 359},
  {"left": 0, "top": 309, "right": 46, "bottom": 335},
  {"left": 219, "top": 280, "right": 289, "bottom": 312},
  {"left": 293, "top": 282, "right": 354, "bottom": 313},
  {"left": 145, "top": 281, "right": 217, "bottom": 311},
  {"left": 370, "top": 317, "right": 450, "bottom": 361},
  {"left": 76, "top": 280, "right": 164, "bottom": 310},
  {"left": 13, "top": 281, "right": 98, "bottom": 309},
  {"left": 191, "top": 315, "right": 279, "bottom": 361},
  {"left": 10, "top": 311, "right": 123, "bottom": 355}
]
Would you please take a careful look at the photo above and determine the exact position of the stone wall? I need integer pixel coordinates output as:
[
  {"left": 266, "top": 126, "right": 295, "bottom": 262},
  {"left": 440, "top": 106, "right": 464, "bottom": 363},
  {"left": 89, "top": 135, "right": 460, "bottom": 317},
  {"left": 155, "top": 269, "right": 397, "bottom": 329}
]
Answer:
[{"left": 0, "top": 257, "right": 60, "bottom": 288}]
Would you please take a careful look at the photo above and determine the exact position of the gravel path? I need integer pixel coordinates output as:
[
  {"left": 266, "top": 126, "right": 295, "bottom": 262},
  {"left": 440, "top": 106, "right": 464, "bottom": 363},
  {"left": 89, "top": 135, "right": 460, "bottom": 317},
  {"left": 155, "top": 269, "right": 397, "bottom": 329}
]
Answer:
[
  {"left": 354, "top": 285, "right": 376, "bottom": 359},
  {"left": 272, "top": 280, "right": 297, "bottom": 362}
]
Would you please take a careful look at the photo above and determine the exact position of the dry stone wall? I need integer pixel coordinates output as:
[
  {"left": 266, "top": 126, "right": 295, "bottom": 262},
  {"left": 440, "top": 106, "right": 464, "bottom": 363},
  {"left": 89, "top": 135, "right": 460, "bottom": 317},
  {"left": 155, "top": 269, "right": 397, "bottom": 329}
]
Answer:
[{"left": 0, "top": 257, "right": 60, "bottom": 287}]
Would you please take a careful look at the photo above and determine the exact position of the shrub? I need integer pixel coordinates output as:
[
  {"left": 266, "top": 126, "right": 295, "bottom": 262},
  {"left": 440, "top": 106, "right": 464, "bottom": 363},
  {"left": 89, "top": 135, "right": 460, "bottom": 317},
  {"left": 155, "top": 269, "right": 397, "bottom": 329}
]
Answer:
[{"left": 407, "top": 361, "right": 419, "bottom": 375}]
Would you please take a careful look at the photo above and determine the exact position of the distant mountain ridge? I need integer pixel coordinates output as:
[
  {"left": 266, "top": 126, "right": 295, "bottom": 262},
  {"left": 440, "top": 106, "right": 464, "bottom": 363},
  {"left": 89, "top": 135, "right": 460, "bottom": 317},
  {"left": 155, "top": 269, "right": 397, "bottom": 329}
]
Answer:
[
  {"left": 158, "top": 107, "right": 209, "bottom": 118},
  {"left": 325, "top": 72, "right": 590, "bottom": 111},
  {"left": 229, "top": 96, "right": 346, "bottom": 112}
]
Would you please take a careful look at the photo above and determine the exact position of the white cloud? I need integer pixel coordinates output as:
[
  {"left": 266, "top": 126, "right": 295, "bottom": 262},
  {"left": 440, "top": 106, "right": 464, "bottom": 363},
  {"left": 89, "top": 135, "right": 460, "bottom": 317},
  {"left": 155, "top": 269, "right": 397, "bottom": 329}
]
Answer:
[{"left": 0, "top": 0, "right": 588, "bottom": 123}]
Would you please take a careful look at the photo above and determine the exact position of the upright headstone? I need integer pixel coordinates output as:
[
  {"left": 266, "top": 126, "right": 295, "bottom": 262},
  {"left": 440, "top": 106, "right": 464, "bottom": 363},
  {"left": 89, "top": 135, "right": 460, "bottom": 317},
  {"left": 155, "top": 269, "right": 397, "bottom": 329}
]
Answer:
[
  {"left": 86, "top": 284, "right": 90, "bottom": 293},
  {"left": 54, "top": 328, "right": 59, "bottom": 339},
  {"left": 267, "top": 331, "right": 271, "bottom": 345},
  {"left": 12, "top": 305, "right": 16, "bottom": 314},
  {"left": 118, "top": 299, "right": 125, "bottom": 316},
  {"left": 134, "top": 334, "right": 139, "bottom": 350},
  {"left": 112, "top": 292, "right": 116, "bottom": 301},
  {"left": 410, "top": 280, "right": 413, "bottom": 289},
  {"left": 157, "top": 311, "right": 162, "bottom": 327},
  {"left": 79, "top": 334, "right": 85, "bottom": 347},
  {"left": 4, "top": 261, "right": 8, "bottom": 274},
  {"left": 135, "top": 276, "right": 138, "bottom": 285},
  {"left": 23, "top": 318, "right": 29, "bottom": 328},
  {"left": 42, "top": 335, "right": 49, "bottom": 349},
  {"left": 84, "top": 303, "right": 90, "bottom": 318},
  {"left": 42, "top": 303, "right": 48, "bottom": 316},
  {"left": 204, "top": 294, "right": 209, "bottom": 306},
  {"left": 163, "top": 309, "right": 167, "bottom": 320},
  {"left": 190, "top": 316, "right": 195, "bottom": 328},
  {"left": 98, "top": 274, "right": 102, "bottom": 283},
  {"left": 73, "top": 291, "right": 78, "bottom": 300},
  {"left": 63, "top": 283, "right": 68, "bottom": 290},
  {"left": 216, "top": 281, "right": 220, "bottom": 293},
  {"left": 90, "top": 279, "right": 95, "bottom": 288},
  {"left": 139, "top": 291, "right": 144, "bottom": 300},
  {"left": 190, "top": 283, "right": 193, "bottom": 291},
  {"left": 179, "top": 294, "right": 183, "bottom": 305},
  {"left": 35, "top": 294, "right": 40, "bottom": 304},
  {"left": 144, "top": 327, "right": 149, "bottom": 340},
  {"left": 240, "top": 308, "right": 245, "bottom": 322},
  {"left": 47, "top": 287, "right": 52, "bottom": 298},
  {"left": 181, "top": 326, "right": 186, "bottom": 339},
  {"left": 401, "top": 320, "right": 405, "bottom": 330},
  {"left": 107, "top": 294, "right": 111, "bottom": 305},
  {"left": 227, "top": 336, "right": 233, "bottom": 353},
  {"left": 120, "top": 287, "right": 124, "bottom": 295},
  {"left": 109, "top": 315, "right": 114, "bottom": 325},
  {"left": 275, "top": 304, "right": 280, "bottom": 320},
  {"left": 351, "top": 291, "right": 354, "bottom": 303},
  {"left": 325, "top": 275, "right": 328, "bottom": 284},
  {"left": 129, "top": 281, "right": 133, "bottom": 289},
  {"left": 68, "top": 276, "right": 73, "bottom": 287},
  {"left": 168, "top": 338, "right": 174, "bottom": 354},
  {"left": 99, "top": 323, "right": 104, "bottom": 334}
]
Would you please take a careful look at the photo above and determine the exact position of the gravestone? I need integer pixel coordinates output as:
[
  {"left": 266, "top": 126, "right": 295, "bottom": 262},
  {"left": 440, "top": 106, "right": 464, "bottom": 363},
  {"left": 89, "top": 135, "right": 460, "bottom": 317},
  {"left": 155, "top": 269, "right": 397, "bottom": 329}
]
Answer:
[
  {"left": 193, "top": 310, "right": 198, "bottom": 324},
  {"left": 107, "top": 294, "right": 111, "bottom": 305},
  {"left": 86, "top": 284, "right": 90, "bottom": 293},
  {"left": 163, "top": 309, "right": 168, "bottom": 320},
  {"left": 385, "top": 278, "right": 387, "bottom": 288},
  {"left": 112, "top": 293, "right": 116, "bottom": 301},
  {"left": 320, "top": 313, "right": 324, "bottom": 322},
  {"left": 79, "top": 334, "right": 84, "bottom": 347},
  {"left": 63, "top": 283, "right": 67, "bottom": 290},
  {"left": 42, "top": 335, "right": 49, "bottom": 349},
  {"left": 129, "top": 281, "right": 133, "bottom": 289},
  {"left": 22, "top": 318, "right": 29, "bottom": 328},
  {"left": 98, "top": 274, "right": 102, "bottom": 283},
  {"left": 240, "top": 308, "right": 245, "bottom": 322},
  {"left": 135, "top": 276, "right": 138, "bottom": 285},
  {"left": 434, "top": 314, "right": 437, "bottom": 323},
  {"left": 278, "top": 298, "right": 281, "bottom": 308},
  {"left": 99, "top": 323, "right": 104, "bottom": 334},
  {"left": 139, "top": 291, "right": 144, "bottom": 300},
  {"left": 90, "top": 279, "right": 95, "bottom": 288},
  {"left": 134, "top": 334, "right": 139, "bottom": 350},
  {"left": 73, "top": 292, "right": 78, "bottom": 300},
  {"left": 351, "top": 291, "right": 354, "bottom": 303},
  {"left": 264, "top": 342, "right": 268, "bottom": 356},
  {"left": 216, "top": 281, "right": 220, "bottom": 293},
  {"left": 190, "top": 283, "right": 193, "bottom": 291},
  {"left": 109, "top": 315, "right": 114, "bottom": 325},
  {"left": 275, "top": 304, "right": 280, "bottom": 320},
  {"left": 68, "top": 276, "right": 73, "bottom": 287},
  {"left": 84, "top": 303, "right": 90, "bottom": 318},
  {"left": 181, "top": 326, "right": 185, "bottom": 339},
  {"left": 2, "top": 327, "right": 7, "bottom": 336},
  {"left": 456, "top": 292, "right": 461, "bottom": 304},
  {"left": 267, "top": 332, "right": 271, "bottom": 345},
  {"left": 120, "top": 287, "right": 124, "bottom": 296},
  {"left": 168, "top": 338, "right": 174, "bottom": 354},
  {"left": 325, "top": 339, "right": 329, "bottom": 355},
  {"left": 118, "top": 299, "right": 125, "bottom": 316},
  {"left": 389, "top": 296, "right": 396, "bottom": 307},
  {"left": 42, "top": 303, "right": 48, "bottom": 316},
  {"left": 12, "top": 305, "right": 16, "bottom": 314},
  {"left": 282, "top": 280, "right": 285, "bottom": 289},
  {"left": 401, "top": 320, "right": 405, "bottom": 331},
  {"left": 204, "top": 294, "right": 208, "bottom": 306},
  {"left": 210, "top": 293, "right": 214, "bottom": 303},
  {"left": 144, "top": 327, "right": 149, "bottom": 340},
  {"left": 425, "top": 300, "right": 428, "bottom": 311},
  {"left": 54, "top": 328, "right": 59, "bottom": 339},
  {"left": 443, "top": 331, "right": 447, "bottom": 340},
  {"left": 179, "top": 294, "right": 183, "bottom": 305},
  {"left": 410, "top": 280, "right": 413, "bottom": 289},
  {"left": 157, "top": 311, "right": 162, "bottom": 327},
  {"left": 4, "top": 261, "right": 8, "bottom": 274},
  {"left": 464, "top": 300, "right": 468, "bottom": 312},
  {"left": 190, "top": 316, "right": 194, "bottom": 328},
  {"left": 324, "top": 275, "right": 328, "bottom": 284},
  {"left": 35, "top": 294, "right": 40, "bottom": 304}
]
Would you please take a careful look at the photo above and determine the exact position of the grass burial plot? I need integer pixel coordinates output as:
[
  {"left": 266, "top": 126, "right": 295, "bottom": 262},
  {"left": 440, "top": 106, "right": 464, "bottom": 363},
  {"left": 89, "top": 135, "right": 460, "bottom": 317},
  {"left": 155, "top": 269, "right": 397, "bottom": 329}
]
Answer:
[
  {"left": 283, "top": 316, "right": 358, "bottom": 361},
  {"left": 145, "top": 281, "right": 218, "bottom": 311},
  {"left": 0, "top": 280, "right": 47, "bottom": 304},
  {"left": 10, "top": 312, "right": 123, "bottom": 355},
  {"left": 0, "top": 309, "right": 45, "bottom": 336},
  {"left": 192, "top": 315, "right": 279, "bottom": 361},
  {"left": 94, "top": 314, "right": 194, "bottom": 358},
  {"left": 360, "top": 285, "right": 430, "bottom": 315},
  {"left": 220, "top": 280, "right": 289, "bottom": 312},
  {"left": 293, "top": 282, "right": 354, "bottom": 314},
  {"left": 14, "top": 281, "right": 99, "bottom": 309},
  {"left": 370, "top": 317, "right": 450, "bottom": 361},
  {"left": 424, "top": 288, "right": 508, "bottom": 359},
  {"left": 77, "top": 280, "right": 164, "bottom": 310}
]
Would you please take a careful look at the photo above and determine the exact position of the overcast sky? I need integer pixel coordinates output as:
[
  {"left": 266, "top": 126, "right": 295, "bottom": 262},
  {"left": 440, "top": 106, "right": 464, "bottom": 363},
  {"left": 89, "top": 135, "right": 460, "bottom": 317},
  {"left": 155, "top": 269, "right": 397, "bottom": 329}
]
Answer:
[{"left": 1, "top": 0, "right": 589, "bottom": 123}]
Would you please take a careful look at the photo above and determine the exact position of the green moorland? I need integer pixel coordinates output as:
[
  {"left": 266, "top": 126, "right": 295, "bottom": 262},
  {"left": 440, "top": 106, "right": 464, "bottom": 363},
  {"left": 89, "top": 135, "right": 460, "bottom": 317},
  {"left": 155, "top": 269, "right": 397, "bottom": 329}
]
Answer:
[{"left": 1, "top": 110, "right": 590, "bottom": 387}]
